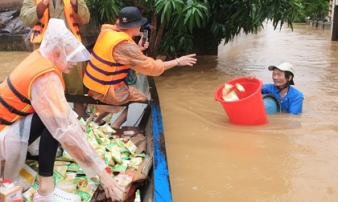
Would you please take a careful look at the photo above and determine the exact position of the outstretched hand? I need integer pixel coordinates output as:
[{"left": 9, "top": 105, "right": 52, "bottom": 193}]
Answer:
[
  {"left": 99, "top": 169, "right": 120, "bottom": 201},
  {"left": 178, "top": 54, "right": 197, "bottom": 66}
]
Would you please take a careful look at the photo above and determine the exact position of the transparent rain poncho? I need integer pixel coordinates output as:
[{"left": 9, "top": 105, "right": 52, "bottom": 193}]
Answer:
[
  {"left": 0, "top": 19, "right": 105, "bottom": 182},
  {"left": 40, "top": 18, "right": 91, "bottom": 70}
]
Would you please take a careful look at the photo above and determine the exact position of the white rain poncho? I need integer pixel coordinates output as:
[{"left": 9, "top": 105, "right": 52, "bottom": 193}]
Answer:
[
  {"left": 40, "top": 18, "right": 91, "bottom": 70},
  {"left": 0, "top": 19, "right": 105, "bottom": 181}
]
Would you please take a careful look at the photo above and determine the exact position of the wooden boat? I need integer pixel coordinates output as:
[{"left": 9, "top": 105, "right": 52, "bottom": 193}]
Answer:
[
  {"left": 65, "top": 74, "right": 173, "bottom": 202},
  {"left": 139, "top": 76, "right": 173, "bottom": 202}
]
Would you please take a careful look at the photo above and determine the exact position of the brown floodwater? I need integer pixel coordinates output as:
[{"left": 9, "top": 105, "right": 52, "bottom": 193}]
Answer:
[
  {"left": 154, "top": 23, "right": 338, "bottom": 202},
  {"left": 0, "top": 51, "right": 31, "bottom": 82},
  {"left": 1, "top": 22, "right": 338, "bottom": 202}
]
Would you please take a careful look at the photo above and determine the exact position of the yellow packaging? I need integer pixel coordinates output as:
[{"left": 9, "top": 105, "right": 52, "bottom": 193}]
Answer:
[
  {"left": 56, "top": 173, "right": 77, "bottom": 194},
  {"left": 17, "top": 164, "right": 37, "bottom": 191},
  {"left": 124, "top": 140, "right": 137, "bottom": 155}
]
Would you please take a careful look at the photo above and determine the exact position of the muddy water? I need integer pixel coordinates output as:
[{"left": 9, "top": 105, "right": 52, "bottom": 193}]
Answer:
[
  {"left": 154, "top": 23, "right": 338, "bottom": 202},
  {"left": 1, "top": 22, "right": 338, "bottom": 202},
  {"left": 0, "top": 51, "right": 30, "bottom": 82}
]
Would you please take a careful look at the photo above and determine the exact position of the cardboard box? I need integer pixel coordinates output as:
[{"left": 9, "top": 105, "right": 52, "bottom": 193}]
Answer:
[{"left": 0, "top": 185, "right": 23, "bottom": 202}]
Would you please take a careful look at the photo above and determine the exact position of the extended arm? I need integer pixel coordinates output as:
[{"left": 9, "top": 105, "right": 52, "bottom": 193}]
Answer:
[
  {"left": 20, "top": 0, "right": 41, "bottom": 27},
  {"left": 30, "top": 72, "right": 106, "bottom": 177},
  {"left": 113, "top": 41, "right": 196, "bottom": 76}
]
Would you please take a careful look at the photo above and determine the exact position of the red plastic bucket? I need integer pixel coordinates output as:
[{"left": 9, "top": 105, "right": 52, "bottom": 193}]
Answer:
[{"left": 214, "top": 77, "right": 268, "bottom": 125}]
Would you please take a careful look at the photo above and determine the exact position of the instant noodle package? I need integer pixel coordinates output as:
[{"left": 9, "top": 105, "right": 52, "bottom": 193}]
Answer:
[{"left": 21, "top": 119, "right": 149, "bottom": 202}]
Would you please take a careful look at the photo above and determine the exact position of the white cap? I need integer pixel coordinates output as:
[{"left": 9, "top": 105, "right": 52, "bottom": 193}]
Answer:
[
  {"left": 268, "top": 62, "right": 295, "bottom": 85},
  {"left": 40, "top": 18, "right": 91, "bottom": 70}
]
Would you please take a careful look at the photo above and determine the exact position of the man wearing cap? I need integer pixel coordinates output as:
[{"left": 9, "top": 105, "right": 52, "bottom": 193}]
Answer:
[
  {"left": 83, "top": 6, "right": 197, "bottom": 128},
  {"left": 261, "top": 62, "right": 304, "bottom": 114}
]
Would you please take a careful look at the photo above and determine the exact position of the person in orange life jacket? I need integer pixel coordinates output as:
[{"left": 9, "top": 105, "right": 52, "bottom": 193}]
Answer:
[
  {"left": 20, "top": 0, "right": 90, "bottom": 119},
  {"left": 83, "top": 6, "right": 197, "bottom": 129},
  {"left": 248, "top": 62, "right": 303, "bottom": 114},
  {"left": 0, "top": 19, "right": 119, "bottom": 202}
]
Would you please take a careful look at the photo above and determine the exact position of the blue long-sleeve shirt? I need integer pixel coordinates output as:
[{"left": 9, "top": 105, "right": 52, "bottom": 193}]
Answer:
[{"left": 261, "top": 84, "right": 303, "bottom": 114}]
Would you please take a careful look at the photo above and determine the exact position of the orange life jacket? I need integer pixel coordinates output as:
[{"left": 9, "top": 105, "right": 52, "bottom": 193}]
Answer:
[
  {"left": 0, "top": 50, "right": 65, "bottom": 132},
  {"left": 30, "top": 0, "right": 81, "bottom": 44},
  {"left": 83, "top": 31, "right": 134, "bottom": 95}
]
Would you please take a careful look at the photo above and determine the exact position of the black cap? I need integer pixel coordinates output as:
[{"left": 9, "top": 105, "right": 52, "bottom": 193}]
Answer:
[{"left": 116, "top": 6, "right": 147, "bottom": 29}]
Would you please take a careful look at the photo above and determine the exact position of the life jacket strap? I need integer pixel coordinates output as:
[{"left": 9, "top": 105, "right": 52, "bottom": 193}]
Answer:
[
  {"left": 0, "top": 117, "right": 13, "bottom": 126},
  {"left": 85, "top": 70, "right": 127, "bottom": 85},
  {"left": 92, "top": 51, "right": 124, "bottom": 67},
  {"left": 0, "top": 97, "right": 31, "bottom": 117},
  {"left": 88, "top": 60, "right": 129, "bottom": 76},
  {"left": 7, "top": 77, "right": 31, "bottom": 105}
]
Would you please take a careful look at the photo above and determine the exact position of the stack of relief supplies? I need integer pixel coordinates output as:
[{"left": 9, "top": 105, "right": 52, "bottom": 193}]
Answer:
[{"left": 21, "top": 117, "right": 150, "bottom": 202}]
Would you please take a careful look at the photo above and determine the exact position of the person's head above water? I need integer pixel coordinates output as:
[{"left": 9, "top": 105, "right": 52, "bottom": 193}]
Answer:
[{"left": 268, "top": 62, "right": 295, "bottom": 89}]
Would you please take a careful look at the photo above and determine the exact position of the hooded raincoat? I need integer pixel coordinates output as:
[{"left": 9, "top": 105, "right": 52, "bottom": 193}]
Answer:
[{"left": 0, "top": 19, "right": 105, "bottom": 182}]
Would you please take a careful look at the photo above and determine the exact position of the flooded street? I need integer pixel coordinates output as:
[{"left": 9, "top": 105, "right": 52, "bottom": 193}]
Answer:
[
  {"left": 154, "top": 23, "right": 338, "bottom": 202},
  {"left": 1, "top": 22, "right": 338, "bottom": 202}
]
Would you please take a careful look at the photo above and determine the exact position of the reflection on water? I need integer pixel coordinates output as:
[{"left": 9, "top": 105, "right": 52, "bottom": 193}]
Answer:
[
  {"left": 154, "top": 23, "right": 338, "bottom": 202},
  {"left": 1, "top": 22, "right": 338, "bottom": 202}
]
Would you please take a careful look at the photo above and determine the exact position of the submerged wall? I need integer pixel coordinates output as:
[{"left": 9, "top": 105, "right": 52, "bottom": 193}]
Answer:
[
  {"left": 0, "top": 34, "right": 32, "bottom": 51},
  {"left": 0, "top": 0, "right": 22, "bottom": 10}
]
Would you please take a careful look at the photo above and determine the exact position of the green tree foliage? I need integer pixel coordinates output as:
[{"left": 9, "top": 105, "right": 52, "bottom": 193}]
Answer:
[
  {"left": 86, "top": 0, "right": 120, "bottom": 25},
  {"left": 161, "top": 0, "right": 304, "bottom": 57},
  {"left": 302, "top": 0, "right": 330, "bottom": 20},
  {"left": 86, "top": 0, "right": 306, "bottom": 59}
]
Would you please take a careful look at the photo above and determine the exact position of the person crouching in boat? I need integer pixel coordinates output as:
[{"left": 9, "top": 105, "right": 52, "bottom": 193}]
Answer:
[
  {"left": 83, "top": 6, "right": 197, "bottom": 129},
  {"left": 0, "top": 19, "right": 119, "bottom": 202}
]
